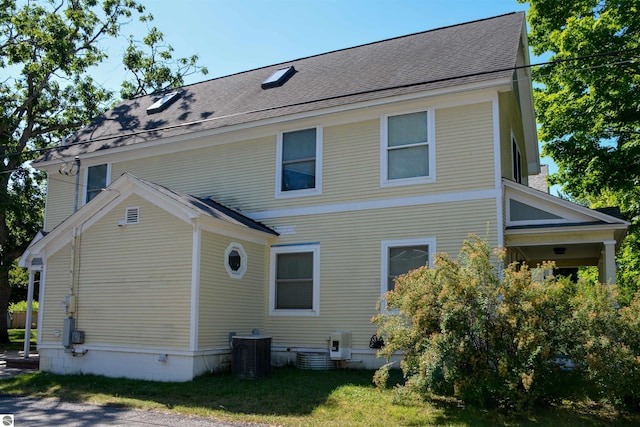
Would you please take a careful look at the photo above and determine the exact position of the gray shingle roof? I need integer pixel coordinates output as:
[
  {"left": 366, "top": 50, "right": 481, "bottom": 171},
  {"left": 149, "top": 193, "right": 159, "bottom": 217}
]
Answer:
[
  {"left": 38, "top": 12, "right": 525, "bottom": 163},
  {"left": 133, "top": 174, "right": 278, "bottom": 235}
]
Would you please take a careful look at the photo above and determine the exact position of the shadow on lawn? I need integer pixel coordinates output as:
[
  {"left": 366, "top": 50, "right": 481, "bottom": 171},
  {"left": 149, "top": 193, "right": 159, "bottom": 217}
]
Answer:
[
  {"left": 2, "top": 367, "right": 639, "bottom": 426},
  {"left": 0, "top": 366, "right": 380, "bottom": 416}
]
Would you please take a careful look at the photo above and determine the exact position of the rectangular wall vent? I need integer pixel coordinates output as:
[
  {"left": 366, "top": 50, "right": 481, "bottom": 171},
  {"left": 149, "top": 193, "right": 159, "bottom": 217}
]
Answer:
[{"left": 125, "top": 207, "right": 140, "bottom": 224}]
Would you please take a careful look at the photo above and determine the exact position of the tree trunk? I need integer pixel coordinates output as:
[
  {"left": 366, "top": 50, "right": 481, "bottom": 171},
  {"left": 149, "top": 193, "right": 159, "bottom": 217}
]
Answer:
[
  {"left": 0, "top": 266, "right": 10, "bottom": 344},
  {"left": 0, "top": 170, "right": 17, "bottom": 344}
]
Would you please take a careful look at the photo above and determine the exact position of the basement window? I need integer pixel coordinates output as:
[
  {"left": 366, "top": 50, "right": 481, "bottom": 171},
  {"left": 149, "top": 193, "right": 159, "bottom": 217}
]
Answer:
[{"left": 261, "top": 66, "right": 296, "bottom": 89}]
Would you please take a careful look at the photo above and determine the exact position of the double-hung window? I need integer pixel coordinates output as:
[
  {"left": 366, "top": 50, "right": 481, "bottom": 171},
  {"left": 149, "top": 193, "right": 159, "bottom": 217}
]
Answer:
[
  {"left": 381, "top": 110, "right": 434, "bottom": 186},
  {"left": 84, "top": 164, "right": 110, "bottom": 204},
  {"left": 276, "top": 128, "right": 322, "bottom": 197},
  {"left": 381, "top": 238, "right": 435, "bottom": 296},
  {"left": 270, "top": 244, "right": 320, "bottom": 316}
]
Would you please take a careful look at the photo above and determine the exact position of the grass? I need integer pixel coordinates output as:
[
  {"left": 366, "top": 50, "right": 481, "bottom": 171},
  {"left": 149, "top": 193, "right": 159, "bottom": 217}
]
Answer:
[
  {"left": 1, "top": 363, "right": 639, "bottom": 426},
  {"left": 0, "top": 329, "right": 37, "bottom": 352}
]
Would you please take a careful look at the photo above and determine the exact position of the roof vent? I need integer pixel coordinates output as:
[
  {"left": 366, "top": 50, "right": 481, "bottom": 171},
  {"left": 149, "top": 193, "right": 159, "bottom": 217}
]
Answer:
[
  {"left": 261, "top": 66, "right": 296, "bottom": 89},
  {"left": 146, "top": 92, "right": 180, "bottom": 114}
]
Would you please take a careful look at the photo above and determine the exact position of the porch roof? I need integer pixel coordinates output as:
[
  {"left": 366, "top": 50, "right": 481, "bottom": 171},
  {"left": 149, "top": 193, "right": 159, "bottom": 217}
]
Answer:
[{"left": 503, "top": 180, "right": 629, "bottom": 270}]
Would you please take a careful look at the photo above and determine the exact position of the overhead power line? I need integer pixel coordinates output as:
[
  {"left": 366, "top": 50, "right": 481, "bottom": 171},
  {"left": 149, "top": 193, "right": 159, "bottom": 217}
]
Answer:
[{"left": 3, "top": 46, "right": 639, "bottom": 162}]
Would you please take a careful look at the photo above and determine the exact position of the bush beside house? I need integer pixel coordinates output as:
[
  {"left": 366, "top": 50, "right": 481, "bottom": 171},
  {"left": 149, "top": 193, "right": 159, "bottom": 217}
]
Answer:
[{"left": 373, "top": 235, "right": 640, "bottom": 411}]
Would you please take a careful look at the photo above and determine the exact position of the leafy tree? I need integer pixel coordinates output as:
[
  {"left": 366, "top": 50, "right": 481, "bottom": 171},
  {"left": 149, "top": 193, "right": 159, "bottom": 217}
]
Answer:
[
  {"left": 121, "top": 23, "right": 206, "bottom": 99},
  {"left": 0, "top": 0, "right": 207, "bottom": 344},
  {"left": 9, "top": 259, "right": 31, "bottom": 304},
  {"left": 518, "top": 0, "right": 640, "bottom": 298}
]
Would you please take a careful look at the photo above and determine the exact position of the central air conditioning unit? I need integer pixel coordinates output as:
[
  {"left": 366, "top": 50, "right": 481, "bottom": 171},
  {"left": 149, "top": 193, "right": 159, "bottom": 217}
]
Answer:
[
  {"left": 232, "top": 335, "right": 272, "bottom": 379},
  {"left": 329, "top": 331, "right": 351, "bottom": 360}
]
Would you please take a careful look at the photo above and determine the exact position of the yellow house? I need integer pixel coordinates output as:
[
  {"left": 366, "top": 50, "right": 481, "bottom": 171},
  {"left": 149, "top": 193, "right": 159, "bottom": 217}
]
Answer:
[{"left": 20, "top": 12, "right": 628, "bottom": 381}]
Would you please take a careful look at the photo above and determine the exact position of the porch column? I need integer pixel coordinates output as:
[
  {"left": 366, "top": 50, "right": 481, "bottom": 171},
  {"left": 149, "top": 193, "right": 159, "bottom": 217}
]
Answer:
[
  {"left": 599, "top": 240, "right": 617, "bottom": 285},
  {"left": 23, "top": 270, "right": 36, "bottom": 358}
]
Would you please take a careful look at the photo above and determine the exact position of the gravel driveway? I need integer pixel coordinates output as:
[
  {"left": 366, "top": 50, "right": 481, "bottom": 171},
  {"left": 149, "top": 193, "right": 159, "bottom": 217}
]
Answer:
[{"left": 0, "top": 395, "right": 267, "bottom": 427}]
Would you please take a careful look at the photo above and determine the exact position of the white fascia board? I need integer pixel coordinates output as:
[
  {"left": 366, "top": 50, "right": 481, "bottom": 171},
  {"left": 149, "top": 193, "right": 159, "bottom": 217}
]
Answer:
[
  {"left": 25, "top": 174, "right": 199, "bottom": 261},
  {"left": 197, "top": 216, "right": 274, "bottom": 245},
  {"left": 25, "top": 181, "right": 125, "bottom": 259},
  {"left": 18, "top": 230, "right": 47, "bottom": 268},
  {"left": 505, "top": 223, "right": 629, "bottom": 237},
  {"left": 30, "top": 172, "right": 273, "bottom": 262},
  {"left": 33, "top": 78, "right": 513, "bottom": 169},
  {"left": 503, "top": 180, "right": 630, "bottom": 226},
  {"left": 247, "top": 188, "right": 501, "bottom": 220}
]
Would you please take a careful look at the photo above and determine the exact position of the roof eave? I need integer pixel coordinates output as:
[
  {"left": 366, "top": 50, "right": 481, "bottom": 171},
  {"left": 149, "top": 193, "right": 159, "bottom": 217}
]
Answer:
[
  {"left": 503, "top": 179, "right": 631, "bottom": 226},
  {"left": 33, "top": 78, "right": 513, "bottom": 170}
]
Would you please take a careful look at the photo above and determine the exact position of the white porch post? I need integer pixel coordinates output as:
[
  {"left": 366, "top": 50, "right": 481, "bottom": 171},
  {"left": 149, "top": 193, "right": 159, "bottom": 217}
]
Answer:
[
  {"left": 23, "top": 270, "right": 36, "bottom": 358},
  {"left": 600, "top": 240, "right": 617, "bottom": 285}
]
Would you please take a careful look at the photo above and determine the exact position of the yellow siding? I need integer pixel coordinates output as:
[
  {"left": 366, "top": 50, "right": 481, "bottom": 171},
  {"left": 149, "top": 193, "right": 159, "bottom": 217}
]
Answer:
[
  {"left": 322, "top": 119, "right": 380, "bottom": 202},
  {"left": 45, "top": 99, "right": 498, "bottom": 230},
  {"left": 40, "top": 246, "right": 72, "bottom": 345},
  {"left": 100, "top": 101, "right": 496, "bottom": 213},
  {"left": 44, "top": 172, "right": 77, "bottom": 232},
  {"left": 111, "top": 136, "right": 276, "bottom": 214},
  {"left": 72, "top": 194, "right": 192, "bottom": 349},
  {"left": 198, "top": 234, "right": 265, "bottom": 349},
  {"left": 435, "top": 102, "right": 495, "bottom": 191},
  {"left": 264, "top": 198, "right": 499, "bottom": 349},
  {"left": 39, "top": 95, "right": 504, "bottom": 354}
]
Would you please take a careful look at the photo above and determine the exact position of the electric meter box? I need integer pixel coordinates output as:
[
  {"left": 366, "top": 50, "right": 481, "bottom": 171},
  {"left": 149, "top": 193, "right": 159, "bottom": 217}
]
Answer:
[{"left": 329, "top": 331, "right": 351, "bottom": 360}]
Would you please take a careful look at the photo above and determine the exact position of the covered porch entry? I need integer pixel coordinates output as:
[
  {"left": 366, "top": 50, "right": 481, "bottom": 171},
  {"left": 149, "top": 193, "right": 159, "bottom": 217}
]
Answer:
[{"left": 503, "top": 180, "right": 629, "bottom": 284}]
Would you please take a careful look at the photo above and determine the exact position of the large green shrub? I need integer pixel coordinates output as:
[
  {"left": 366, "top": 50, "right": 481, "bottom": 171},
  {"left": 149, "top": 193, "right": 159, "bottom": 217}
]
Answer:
[
  {"left": 569, "top": 281, "right": 640, "bottom": 410},
  {"left": 373, "top": 235, "right": 640, "bottom": 410}
]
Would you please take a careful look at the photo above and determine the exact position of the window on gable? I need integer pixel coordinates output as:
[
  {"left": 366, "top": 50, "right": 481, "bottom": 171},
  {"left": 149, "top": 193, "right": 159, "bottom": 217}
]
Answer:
[
  {"left": 85, "top": 164, "right": 110, "bottom": 203},
  {"left": 276, "top": 128, "right": 322, "bottom": 197},
  {"left": 512, "top": 137, "right": 523, "bottom": 184},
  {"left": 270, "top": 244, "right": 320, "bottom": 316},
  {"left": 382, "top": 110, "right": 434, "bottom": 186},
  {"left": 381, "top": 238, "right": 435, "bottom": 296}
]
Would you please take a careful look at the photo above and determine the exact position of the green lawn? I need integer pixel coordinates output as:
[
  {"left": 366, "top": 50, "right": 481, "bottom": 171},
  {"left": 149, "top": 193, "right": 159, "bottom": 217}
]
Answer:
[
  {"left": 0, "top": 363, "right": 638, "bottom": 426},
  {"left": 0, "top": 329, "right": 37, "bottom": 352}
]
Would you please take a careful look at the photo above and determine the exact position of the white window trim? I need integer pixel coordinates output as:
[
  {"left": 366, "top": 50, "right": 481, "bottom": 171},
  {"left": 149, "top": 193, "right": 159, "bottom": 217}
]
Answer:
[
  {"left": 380, "top": 109, "right": 436, "bottom": 187},
  {"left": 380, "top": 238, "right": 436, "bottom": 308},
  {"left": 275, "top": 127, "right": 323, "bottom": 199},
  {"left": 224, "top": 242, "right": 247, "bottom": 279},
  {"left": 269, "top": 244, "right": 320, "bottom": 316},
  {"left": 82, "top": 163, "right": 111, "bottom": 205}
]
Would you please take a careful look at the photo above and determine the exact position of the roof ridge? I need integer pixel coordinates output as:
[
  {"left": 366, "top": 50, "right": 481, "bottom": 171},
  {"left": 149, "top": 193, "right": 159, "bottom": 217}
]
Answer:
[{"left": 172, "top": 12, "right": 523, "bottom": 91}]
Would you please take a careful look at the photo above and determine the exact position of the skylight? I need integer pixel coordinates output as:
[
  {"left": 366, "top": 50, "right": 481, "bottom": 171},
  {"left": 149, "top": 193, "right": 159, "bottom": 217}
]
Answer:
[
  {"left": 261, "top": 66, "right": 296, "bottom": 89},
  {"left": 146, "top": 92, "right": 180, "bottom": 114}
]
